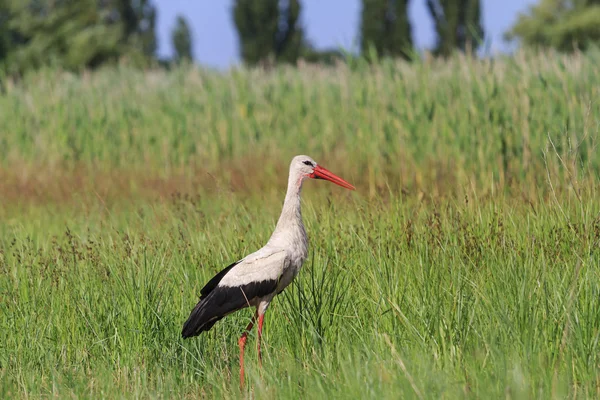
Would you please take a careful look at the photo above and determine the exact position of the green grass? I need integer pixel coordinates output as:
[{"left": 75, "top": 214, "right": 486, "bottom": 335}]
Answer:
[
  {"left": 2, "top": 194, "right": 599, "bottom": 398},
  {"left": 1, "top": 51, "right": 600, "bottom": 398}
]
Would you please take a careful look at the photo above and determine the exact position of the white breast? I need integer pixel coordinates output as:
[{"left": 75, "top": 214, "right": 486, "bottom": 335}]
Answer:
[{"left": 272, "top": 225, "right": 308, "bottom": 293}]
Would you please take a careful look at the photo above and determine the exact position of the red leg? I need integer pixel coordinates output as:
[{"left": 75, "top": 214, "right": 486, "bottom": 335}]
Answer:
[
  {"left": 238, "top": 310, "right": 257, "bottom": 389},
  {"left": 257, "top": 313, "right": 265, "bottom": 367}
]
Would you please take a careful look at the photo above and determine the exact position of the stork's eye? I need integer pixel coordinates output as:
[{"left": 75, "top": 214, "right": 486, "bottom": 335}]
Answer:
[{"left": 303, "top": 160, "right": 313, "bottom": 166}]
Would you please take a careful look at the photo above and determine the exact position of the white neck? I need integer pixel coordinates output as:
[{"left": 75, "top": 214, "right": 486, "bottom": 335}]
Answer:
[{"left": 268, "top": 168, "right": 306, "bottom": 243}]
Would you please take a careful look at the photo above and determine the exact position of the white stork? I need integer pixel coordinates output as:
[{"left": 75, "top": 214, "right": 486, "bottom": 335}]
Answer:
[{"left": 181, "top": 155, "right": 355, "bottom": 387}]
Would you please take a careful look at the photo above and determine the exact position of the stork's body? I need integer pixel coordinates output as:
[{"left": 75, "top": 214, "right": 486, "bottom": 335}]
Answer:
[{"left": 181, "top": 155, "right": 354, "bottom": 387}]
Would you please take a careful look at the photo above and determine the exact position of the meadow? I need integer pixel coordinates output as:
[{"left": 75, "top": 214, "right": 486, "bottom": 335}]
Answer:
[{"left": 1, "top": 50, "right": 599, "bottom": 398}]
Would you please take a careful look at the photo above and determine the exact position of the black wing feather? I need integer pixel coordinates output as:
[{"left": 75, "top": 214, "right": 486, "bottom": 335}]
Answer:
[
  {"left": 199, "top": 260, "right": 240, "bottom": 299},
  {"left": 181, "top": 268, "right": 281, "bottom": 338}
]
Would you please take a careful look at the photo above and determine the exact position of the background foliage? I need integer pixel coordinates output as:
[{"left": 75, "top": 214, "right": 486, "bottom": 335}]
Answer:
[
  {"left": 2, "top": 0, "right": 600, "bottom": 71},
  {"left": 1, "top": 51, "right": 598, "bottom": 201},
  {"left": 507, "top": 0, "right": 600, "bottom": 52}
]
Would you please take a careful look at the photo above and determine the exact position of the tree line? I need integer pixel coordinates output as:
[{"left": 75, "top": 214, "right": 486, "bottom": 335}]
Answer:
[
  {"left": 234, "top": 0, "right": 484, "bottom": 64},
  {"left": 0, "top": 0, "right": 599, "bottom": 74}
]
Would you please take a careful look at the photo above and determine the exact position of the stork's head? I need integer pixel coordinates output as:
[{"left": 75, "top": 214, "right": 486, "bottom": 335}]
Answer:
[{"left": 291, "top": 155, "right": 355, "bottom": 190}]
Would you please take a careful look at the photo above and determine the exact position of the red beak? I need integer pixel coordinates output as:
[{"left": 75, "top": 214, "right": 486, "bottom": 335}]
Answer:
[{"left": 310, "top": 165, "right": 355, "bottom": 190}]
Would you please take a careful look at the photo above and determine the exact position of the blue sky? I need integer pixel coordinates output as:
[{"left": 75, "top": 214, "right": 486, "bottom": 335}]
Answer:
[{"left": 154, "top": 0, "right": 538, "bottom": 69}]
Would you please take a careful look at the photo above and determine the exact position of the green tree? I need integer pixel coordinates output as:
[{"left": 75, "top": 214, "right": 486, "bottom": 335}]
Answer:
[
  {"left": 4, "top": 0, "right": 123, "bottom": 72},
  {"left": 360, "top": 0, "right": 413, "bottom": 60},
  {"left": 116, "top": 0, "right": 157, "bottom": 57},
  {"left": 0, "top": 0, "right": 13, "bottom": 62},
  {"left": 233, "top": 0, "right": 305, "bottom": 65},
  {"left": 172, "top": 15, "right": 193, "bottom": 62},
  {"left": 1, "top": 0, "right": 158, "bottom": 74},
  {"left": 426, "top": 0, "right": 484, "bottom": 56},
  {"left": 505, "top": 0, "right": 600, "bottom": 52}
]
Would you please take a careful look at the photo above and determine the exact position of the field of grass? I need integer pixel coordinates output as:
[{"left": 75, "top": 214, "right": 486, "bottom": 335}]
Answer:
[{"left": 1, "top": 51, "right": 599, "bottom": 398}]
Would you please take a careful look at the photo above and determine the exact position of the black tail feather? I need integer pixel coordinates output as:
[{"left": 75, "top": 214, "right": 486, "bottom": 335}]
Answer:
[
  {"left": 181, "top": 261, "right": 240, "bottom": 338},
  {"left": 181, "top": 296, "right": 221, "bottom": 338}
]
